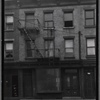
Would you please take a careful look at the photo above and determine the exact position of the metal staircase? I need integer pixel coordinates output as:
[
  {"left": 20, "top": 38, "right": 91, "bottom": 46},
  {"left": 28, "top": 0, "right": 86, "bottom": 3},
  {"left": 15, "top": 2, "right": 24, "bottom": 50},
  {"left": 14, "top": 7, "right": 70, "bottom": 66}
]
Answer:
[{"left": 18, "top": 19, "right": 43, "bottom": 58}]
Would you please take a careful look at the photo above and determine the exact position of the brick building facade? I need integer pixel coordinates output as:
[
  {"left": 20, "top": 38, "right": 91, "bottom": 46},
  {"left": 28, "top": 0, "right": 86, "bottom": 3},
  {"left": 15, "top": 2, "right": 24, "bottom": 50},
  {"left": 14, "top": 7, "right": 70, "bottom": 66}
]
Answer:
[{"left": 4, "top": 0, "right": 96, "bottom": 100}]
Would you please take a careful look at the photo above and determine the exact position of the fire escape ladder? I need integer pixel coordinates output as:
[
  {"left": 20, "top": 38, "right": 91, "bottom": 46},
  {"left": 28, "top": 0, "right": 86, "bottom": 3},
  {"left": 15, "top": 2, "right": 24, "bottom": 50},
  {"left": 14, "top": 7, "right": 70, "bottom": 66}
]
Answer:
[{"left": 23, "top": 28, "right": 43, "bottom": 58}]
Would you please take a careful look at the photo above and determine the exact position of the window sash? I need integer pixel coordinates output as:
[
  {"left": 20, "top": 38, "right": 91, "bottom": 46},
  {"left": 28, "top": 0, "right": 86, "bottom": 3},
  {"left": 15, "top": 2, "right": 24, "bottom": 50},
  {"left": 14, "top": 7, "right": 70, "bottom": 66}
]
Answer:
[
  {"left": 87, "top": 38, "right": 95, "bottom": 55},
  {"left": 85, "top": 10, "right": 95, "bottom": 26},
  {"left": 44, "top": 13, "right": 53, "bottom": 21},
  {"left": 6, "top": 16, "right": 14, "bottom": 23},
  {"left": 64, "top": 12, "right": 73, "bottom": 21},
  {"left": 5, "top": 43, "right": 13, "bottom": 50},
  {"left": 87, "top": 47, "right": 95, "bottom": 55}
]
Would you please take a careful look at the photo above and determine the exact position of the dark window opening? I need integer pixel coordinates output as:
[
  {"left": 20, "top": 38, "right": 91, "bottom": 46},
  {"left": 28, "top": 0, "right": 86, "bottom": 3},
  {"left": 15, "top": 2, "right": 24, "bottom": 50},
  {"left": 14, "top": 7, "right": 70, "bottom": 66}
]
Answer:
[{"left": 64, "top": 21, "right": 73, "bottom": 27}]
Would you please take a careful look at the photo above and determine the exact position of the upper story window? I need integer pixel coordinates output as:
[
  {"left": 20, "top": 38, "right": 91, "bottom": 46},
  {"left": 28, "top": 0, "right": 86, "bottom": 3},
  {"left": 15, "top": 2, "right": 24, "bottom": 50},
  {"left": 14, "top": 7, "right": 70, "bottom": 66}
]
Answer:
[
  {"left": 4, "top": 41, "right": 14, "bottom": 58},
  {"left": 85, "top": 9, "right": 95, "bottom": 27},
  {"left": 64, "top": 11, "right": 73, "bottom": 27},
  {"left": 25, "top": 13, "right": 34, "bottom": 28},
  {"left": 44, "top": 39, "right": 54, "bottom": 57},
  {"left": 5, "top": 15, "right": 14, "bottom": 31},
  {"left": 44, "top": 12, "right": 54, "bottom": 28},
  {"left": 64, "top": 39, "right": 74, "bottom": 57},
  {"left": 86, "top": 38, "right": 95, "bottom": 56},
  {"left": 26, "top": 40, "right": 35, "bottom": 58}
]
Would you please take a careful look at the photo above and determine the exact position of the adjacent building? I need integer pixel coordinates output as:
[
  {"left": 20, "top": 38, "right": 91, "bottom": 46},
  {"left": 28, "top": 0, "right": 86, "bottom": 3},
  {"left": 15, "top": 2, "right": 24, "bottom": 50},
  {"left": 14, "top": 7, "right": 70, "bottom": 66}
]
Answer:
[{"left": 4, "top": 0, "right": 96, "bottom": 100}]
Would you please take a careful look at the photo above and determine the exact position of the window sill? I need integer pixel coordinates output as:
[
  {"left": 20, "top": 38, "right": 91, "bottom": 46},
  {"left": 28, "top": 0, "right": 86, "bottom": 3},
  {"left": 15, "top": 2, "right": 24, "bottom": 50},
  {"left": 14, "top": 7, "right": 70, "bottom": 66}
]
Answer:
[
  {"left": 43, "top": 27, "right": 55, "bottom": 30},
  {"left": 4, "top": 29, "right": 14, "bottom": 32},
  {"left": 63, "top": 26, "right": 75, "bottom": 29},
  {"left": 86, "top": 55, "right": 96, "bottom": 59},
  {"left": 84, "top": 25, "right": 96, "bottom": 28}
]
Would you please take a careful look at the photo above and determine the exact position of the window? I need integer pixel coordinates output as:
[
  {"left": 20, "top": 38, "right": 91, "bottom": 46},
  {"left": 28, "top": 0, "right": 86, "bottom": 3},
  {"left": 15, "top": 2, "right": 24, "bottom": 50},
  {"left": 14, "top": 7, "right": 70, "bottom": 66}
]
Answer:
[
  {"left": 64, "top": 11, "right": 73, "bottom": 27},
  {"left": 36, "top": 69, "right": 60, "bottom": 92},
  {"left": 86, "top": 38, "right": 95, "bottom": 56},
  {"left": 5, "top": 15, "right": 14, "bottom": 30},
  {"left": 44, "top": 39, "right": 54, "bottom": 57},
  {"left": 85, "top": 10, "right": 95, "bottom": 26},
  {"left": 26, "top": 40, "right": 35, "bottom": 58},
  {"left": 44, "top": 12, "right": 54, "bottom": 28},
  {"left": 4, "top": 42, "right": 13, "bottom": 58},
  {"left": 25, "top": 13, "right": 34, "bottom": 28},
  {"left": 65, "top": 39, "right": 74, "bottom": 57}
]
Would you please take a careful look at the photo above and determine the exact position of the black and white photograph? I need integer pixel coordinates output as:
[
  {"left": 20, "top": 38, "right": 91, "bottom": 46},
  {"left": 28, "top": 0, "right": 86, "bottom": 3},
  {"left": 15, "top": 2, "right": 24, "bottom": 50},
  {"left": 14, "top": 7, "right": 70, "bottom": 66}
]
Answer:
[{"left": 3, "top": 0, "right": 97, "bottom": 100}]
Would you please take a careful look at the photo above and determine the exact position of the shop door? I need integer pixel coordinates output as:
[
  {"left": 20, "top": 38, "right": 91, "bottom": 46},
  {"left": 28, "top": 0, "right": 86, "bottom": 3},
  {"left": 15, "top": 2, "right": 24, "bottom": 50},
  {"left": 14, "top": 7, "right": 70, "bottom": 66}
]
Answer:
[
  {"left": 63, "top": 70, "right": 80, "bottom": 97},
  {"left": 84, "top": 69, "right": 95, "bottom": 98}
]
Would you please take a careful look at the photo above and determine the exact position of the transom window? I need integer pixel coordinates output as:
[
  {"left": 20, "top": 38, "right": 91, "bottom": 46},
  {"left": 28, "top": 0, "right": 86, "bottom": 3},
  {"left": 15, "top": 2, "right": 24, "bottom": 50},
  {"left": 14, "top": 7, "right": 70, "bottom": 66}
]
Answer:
[
  {"left": 44, "top": 12, "right": 54, "bottom": 28},
  {"left": 4, "top": 42, "right": 13, "bottom": 58},
  {"left": 64, "top": 11, "right": 73, "bottom": 27},
  {"left": 85, "top": 10, "right": 95, "bottom": 26},
  {"left": 5, "top": 15, "right": 14, "bottom": 30},
  {"left": 86, "top": 38, "right": 95, "bottom": 55}
]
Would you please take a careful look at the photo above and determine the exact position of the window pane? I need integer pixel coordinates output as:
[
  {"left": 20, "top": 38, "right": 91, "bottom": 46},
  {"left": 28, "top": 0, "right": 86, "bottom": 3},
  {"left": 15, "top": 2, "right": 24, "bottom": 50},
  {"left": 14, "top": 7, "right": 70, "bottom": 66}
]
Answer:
[
  {"left": 64, "top": 21, "right": 73, "bottom": 27},
  {"left": 6, "top": 16, "right": 13, "bottom": 23},
  {"left": 6, "top": 24, "right": 13, "bottom": 30},
  {"left": 65, "top": 48, "right": 73, "bottom": 53},
  {"left": 87, "top": 39, "right": 95, "bottom": 47},
  {"left": 36, "top": 69, "right": 60, "bottom": 92},
  {"left": 65, "top": 40, "right": 73, "bottom": 48},
  {"left": 64, "top": 12, "right": 73, "bottom": 21},
  {"left": 45, "top": 13, "right": 53, "bottom": 21},
  {"left": 45, "top": 21, "right": 53, "bottom": 28},
  {"left": 86, "top": 10, "right": 94, "bottom": 18},
  {"left": 87, "top": 48, "right": 95, "bottom": 55},
  {"left": 86, "top": 19, "right": 94, "bottom": 26},
  {"left": 6, "top": 43, "right": 13, "bottom": 50}
]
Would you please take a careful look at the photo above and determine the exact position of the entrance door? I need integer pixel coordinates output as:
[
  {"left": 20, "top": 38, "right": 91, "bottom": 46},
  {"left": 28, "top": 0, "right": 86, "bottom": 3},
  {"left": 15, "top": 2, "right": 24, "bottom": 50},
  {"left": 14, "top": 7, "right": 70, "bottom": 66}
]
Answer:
[
  {"left": 84, "top": 69, "right": 95, "bottom": 98},
  {"left": 63, "top": 69, "right": 80, "bottom": 97}
]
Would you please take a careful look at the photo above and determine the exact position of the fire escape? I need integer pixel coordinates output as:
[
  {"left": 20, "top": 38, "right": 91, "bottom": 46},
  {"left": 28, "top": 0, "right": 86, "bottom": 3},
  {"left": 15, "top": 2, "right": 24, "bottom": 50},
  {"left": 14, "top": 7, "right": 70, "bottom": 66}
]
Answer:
[
  {"left": 18, "top": 17, "right": 60, "bottom": 63},
  {"left": 18, "top": 17, "right": 43, "bottom": 59}
]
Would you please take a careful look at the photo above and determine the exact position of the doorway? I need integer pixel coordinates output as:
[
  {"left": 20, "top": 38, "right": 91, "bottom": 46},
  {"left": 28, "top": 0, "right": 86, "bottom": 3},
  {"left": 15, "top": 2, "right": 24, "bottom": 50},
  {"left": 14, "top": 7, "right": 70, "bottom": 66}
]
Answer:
[{"left": 62, "top": 69, "right": 80, "bottom": 97}]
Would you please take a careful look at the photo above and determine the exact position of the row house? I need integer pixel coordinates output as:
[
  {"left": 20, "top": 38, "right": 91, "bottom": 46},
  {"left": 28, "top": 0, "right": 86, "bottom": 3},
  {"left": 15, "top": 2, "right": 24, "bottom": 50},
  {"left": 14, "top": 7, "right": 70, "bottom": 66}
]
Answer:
[{"left": 4, "top": 0, "right": 96, "bottom": 100}]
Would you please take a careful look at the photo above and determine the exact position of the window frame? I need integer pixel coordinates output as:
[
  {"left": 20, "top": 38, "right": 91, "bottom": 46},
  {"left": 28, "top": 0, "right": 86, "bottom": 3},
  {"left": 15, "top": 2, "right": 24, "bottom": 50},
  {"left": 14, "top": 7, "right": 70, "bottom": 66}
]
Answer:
[
  {"left": 25, "top": 12, "right": 35, "bottom": 28},
  {"left": 44, "top": 38, "right": 55, "bottom": 57},
  {"left": 85, "top": 9, "right": 95, "bottom": 27},
  {"left": 44, "top": 11, "right": 54, "bottom": 29},
  {"left": 5, "top": 14, "right": 14, "bottom": 31},
  {"left": 36, "top": 68, "right": 61, "bottom": 93},
  {"left": 64, "top": 37, "right": 74, "bottom": 57},
  {"left": 86, "top": 38, "right": 96, "bottom": 56},
  {"left": 4, "top": 40, "right": 14, "bottom": 59},
  {"left": 25, "top": 39, "right": 35, "bottom": 58},
  {"left": 63, "top": 10, "right": 74, "bottom": 28}
]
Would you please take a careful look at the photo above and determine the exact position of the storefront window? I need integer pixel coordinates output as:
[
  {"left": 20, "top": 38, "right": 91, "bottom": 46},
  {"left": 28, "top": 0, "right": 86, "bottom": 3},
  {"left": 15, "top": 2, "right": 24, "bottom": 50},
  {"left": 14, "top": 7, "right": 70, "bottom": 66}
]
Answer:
[{"left": 36, "top": 69, "right": 60, "bottom": 92}]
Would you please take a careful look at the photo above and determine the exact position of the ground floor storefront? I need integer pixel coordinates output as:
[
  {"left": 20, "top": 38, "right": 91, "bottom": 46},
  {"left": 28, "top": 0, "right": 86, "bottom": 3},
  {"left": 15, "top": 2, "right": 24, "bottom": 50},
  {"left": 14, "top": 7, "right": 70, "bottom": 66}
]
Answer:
[{"left": 4, "top": 59, "right": 96, "bottom": 100}]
